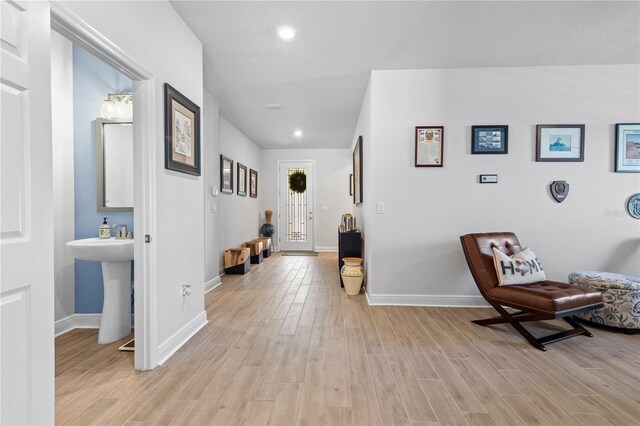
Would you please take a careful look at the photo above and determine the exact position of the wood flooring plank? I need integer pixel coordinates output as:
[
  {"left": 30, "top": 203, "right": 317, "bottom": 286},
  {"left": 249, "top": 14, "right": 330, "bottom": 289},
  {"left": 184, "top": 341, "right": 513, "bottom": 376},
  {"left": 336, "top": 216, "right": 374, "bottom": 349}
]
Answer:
[
  {"left": 368, "top": 353, "right": 411, "bottom": 426},
  {"left": 240, "top": 401, "right": 274, "bottom": 426},
  {"left": 418, "top": 379, "right": 469, "bottom": 426},
  {"left": 350, "top": 384, "right": 382, "bottom": 426},
  {"left": 327, "top": 407, "right": 353, "bottom": 426},
  {"left": 267, "top": 382, "right": 303, "bottom": 425}
]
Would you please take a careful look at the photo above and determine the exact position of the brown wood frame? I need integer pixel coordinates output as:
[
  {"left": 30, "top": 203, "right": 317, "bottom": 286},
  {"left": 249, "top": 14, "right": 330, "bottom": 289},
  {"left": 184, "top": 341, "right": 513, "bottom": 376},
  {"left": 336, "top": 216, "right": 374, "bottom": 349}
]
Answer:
[
  {"left": 249, "top": 169, "right": 258, "bottom": 198},
  {"left": 415, "top": 126, "right": 444, "bottom": 167},
  {"left": 164, "top": 83, "right": 201, "bottom": 175},
  {"left": 237, "top": 163, "right": 247, "bottom": 196},
  {"left": 220, "top": 155, "right": 233, "bottom": 194}
]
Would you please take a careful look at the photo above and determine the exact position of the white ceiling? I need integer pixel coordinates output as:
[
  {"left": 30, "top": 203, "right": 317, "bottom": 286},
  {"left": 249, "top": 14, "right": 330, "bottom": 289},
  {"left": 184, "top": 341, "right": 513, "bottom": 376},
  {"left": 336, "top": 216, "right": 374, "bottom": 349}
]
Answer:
[{"left": 171, "top": 1, "right": 639, "bottom": 149}]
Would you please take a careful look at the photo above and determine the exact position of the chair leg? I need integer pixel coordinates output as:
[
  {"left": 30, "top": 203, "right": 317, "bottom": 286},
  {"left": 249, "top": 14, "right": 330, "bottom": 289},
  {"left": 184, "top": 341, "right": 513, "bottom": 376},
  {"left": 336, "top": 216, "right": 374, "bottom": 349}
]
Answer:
[{"left": 471, "top": 306, "right": 592, "bottom": 351}]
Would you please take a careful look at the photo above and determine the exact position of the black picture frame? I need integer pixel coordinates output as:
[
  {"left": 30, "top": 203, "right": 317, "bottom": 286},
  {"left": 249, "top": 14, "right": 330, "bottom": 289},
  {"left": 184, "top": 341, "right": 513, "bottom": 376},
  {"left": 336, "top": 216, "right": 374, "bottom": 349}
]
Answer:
[
  {"left": 536, "top": 124, "right": 585, "bottom": 162},
  {"left": 220, "top": 155, "right": 233, "bottom": 194},
  {"left": 615, "top": 123, "right": 640, "bottom": 173},
  {"left": 237, "top": 163, "right": 247, "bottom": 196},
  {"left": 415, "top": 126, "right": 444, "bottom": 167},
  {"left": 353, "top": 136, "right": 363, "bottom": 204},
  {"left": 164, "top": 83, "right": 200, "bottom": 175},
  {"left": 249, "top": 169, "right": 258, "bottom": 198},
  {"left": 349, "top": 173, "right": 354, "bottom": 196},
  {"left": 471, "top": 125, "right": 508, "bottom": 154}
]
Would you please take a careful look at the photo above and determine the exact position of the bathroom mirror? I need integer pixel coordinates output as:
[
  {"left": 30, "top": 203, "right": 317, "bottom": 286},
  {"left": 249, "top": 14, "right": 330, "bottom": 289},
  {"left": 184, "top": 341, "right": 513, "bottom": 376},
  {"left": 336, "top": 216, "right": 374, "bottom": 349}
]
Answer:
[{"left": 97, "top": 118, "right": 133, "bottom": 212}]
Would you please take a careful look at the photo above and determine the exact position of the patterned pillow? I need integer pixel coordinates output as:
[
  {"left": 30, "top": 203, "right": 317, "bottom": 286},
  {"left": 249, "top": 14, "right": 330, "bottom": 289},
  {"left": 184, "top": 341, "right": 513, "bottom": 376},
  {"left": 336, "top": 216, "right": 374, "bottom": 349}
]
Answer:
[{"left": 492, "top": 247, "right": 546, "bottom": 285}]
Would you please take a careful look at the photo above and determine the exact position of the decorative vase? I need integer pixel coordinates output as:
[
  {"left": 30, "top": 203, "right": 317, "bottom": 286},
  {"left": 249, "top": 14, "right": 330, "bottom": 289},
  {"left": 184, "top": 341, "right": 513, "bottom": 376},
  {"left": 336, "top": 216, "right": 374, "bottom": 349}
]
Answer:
[
  {"left": 341, "top": 257, "right": 364, "bottom": 296},
  {"left": 260, "top": 209, "right": 275, "bottom": 238}
]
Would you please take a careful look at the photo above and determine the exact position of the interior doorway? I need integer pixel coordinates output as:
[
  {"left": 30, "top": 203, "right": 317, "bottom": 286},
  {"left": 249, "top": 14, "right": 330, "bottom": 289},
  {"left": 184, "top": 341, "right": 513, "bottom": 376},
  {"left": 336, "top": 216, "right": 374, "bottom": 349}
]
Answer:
[
  {"left": 51, "top": 3, "right": 156, "bottom": 370},
  {"left": 278, "top": 161, "right": 315, "bottom": 251}
]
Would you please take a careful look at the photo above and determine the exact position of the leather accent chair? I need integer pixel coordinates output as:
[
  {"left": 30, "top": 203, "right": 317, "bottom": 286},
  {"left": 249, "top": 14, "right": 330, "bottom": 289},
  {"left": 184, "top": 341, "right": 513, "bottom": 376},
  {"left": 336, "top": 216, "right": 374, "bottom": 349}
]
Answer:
[{"left": 460, "top": 232, "right": 603, "bottom": 351}]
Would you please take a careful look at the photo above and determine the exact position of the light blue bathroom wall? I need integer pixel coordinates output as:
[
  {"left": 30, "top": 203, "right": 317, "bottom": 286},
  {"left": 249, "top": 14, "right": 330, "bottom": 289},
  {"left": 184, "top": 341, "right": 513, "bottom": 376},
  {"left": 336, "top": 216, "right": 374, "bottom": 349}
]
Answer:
[{"left": 73, "top": 44, "right": 133, "bottom": 313}]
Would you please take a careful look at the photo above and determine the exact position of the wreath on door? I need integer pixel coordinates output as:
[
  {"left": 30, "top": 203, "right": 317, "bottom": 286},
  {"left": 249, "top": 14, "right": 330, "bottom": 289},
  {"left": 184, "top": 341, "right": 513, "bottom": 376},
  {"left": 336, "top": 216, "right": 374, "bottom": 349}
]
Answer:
[{"left": 288, "top": 171, "right": 307, "bottom": 193}]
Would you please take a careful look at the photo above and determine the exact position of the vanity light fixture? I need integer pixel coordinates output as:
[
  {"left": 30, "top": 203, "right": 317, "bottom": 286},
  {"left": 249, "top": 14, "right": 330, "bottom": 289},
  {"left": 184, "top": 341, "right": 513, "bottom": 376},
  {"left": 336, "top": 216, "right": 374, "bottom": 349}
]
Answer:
[
  {"left": 294, "top": 130, "right": 303, "bottom": 137},
  {"left": 100, "top": 92, "right": 133, "bottom": 119},
  {"left": 277, "top": 26, "right": 296, "bottom": 41}
]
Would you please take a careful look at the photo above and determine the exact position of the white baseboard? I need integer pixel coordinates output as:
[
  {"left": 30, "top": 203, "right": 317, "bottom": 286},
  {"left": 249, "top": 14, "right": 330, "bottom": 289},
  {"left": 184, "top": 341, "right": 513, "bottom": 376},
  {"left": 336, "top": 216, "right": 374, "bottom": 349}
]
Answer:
[
  {"left": 157, "top": 310, "right": 207, "bottom": 365},
  {"left": 365, "top": 291, "right": 489, "bottom": 308},
  {"left": 205, "top": 276, "right": 222, "bottom": 293},
  {"left": 314, "top": 246, "right": 337, "bottom": 252},
  {"left": 54, "top": 313, "right": 135, "bottom": 337}
]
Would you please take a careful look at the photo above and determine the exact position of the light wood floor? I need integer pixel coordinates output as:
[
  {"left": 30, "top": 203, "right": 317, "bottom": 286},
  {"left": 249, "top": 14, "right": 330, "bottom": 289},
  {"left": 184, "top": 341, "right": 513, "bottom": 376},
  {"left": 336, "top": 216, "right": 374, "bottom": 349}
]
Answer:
[{"left": 56, "top": 253, "right": 640, "bottom": 425}]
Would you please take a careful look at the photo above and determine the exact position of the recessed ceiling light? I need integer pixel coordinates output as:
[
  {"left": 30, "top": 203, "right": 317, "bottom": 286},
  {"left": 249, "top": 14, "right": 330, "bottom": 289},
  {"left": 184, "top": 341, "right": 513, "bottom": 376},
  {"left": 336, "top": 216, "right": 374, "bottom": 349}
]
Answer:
[
  {"left": 294, "top": 130, "right": 303, "bottom": 137},
  {"left": 277, "top": 26, "right": 296, "bottom": 41}
]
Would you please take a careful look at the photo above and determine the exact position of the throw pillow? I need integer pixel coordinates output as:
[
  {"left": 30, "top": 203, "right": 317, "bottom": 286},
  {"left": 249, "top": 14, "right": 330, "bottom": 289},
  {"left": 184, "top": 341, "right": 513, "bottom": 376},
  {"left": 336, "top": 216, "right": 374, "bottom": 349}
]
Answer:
[{"left": 492, "top": 247, "right": 546, "bottom": 285}]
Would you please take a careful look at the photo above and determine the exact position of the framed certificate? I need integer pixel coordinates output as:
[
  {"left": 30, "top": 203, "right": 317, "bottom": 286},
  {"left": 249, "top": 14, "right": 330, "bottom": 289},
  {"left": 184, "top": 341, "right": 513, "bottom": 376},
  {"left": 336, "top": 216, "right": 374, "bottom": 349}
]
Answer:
[
  {"left": 615, "top": 123, "right": 640, "bottom": 172},
  {"left": 415, "top": 126, "right": 444, "bottom": 167}
]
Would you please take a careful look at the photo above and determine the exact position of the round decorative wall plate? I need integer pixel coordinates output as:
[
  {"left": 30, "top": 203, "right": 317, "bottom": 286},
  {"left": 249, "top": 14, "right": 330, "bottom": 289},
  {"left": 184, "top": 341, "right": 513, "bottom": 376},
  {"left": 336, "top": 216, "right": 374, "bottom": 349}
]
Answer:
[{"left": 627, "top": 193, "right": 640, "bottom": 219}]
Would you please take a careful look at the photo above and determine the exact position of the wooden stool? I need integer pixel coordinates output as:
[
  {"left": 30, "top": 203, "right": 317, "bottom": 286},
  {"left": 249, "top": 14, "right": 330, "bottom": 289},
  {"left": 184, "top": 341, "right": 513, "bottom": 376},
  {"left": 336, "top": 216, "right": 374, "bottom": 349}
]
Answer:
[
  {"left": 242, "top": 241, "right": 263, "bottom": 264},
  {"left": 224, "top": 248, "right": 250, "bottom": 274},
  {"left": 253, "top": 237, "right": 272, "bottom": 258}
]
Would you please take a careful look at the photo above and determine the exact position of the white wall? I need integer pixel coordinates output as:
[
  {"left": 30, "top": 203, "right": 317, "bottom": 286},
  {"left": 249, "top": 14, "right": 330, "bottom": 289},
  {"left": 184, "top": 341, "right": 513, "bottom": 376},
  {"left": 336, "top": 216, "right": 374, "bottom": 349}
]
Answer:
[
  {"left": 359, "top": 65, "right": 640, "bottom": 305},
  {"left": 51, "top": 31, "right": 75, "bottom": 321},
  {"left": 261, "top": 149, "right": 352, "bottom": 251},
  {"left": 219, "top": 117, "right": 263, "bottom": 268},
  {"left": 204, "top": 90, "right": 221, "bottom": 287},
  {"left": 60, "top": 1, "right": 206, "bottom": 350},
  {"left": 350, "top": 77, "right": 372, "bottom": 275}
]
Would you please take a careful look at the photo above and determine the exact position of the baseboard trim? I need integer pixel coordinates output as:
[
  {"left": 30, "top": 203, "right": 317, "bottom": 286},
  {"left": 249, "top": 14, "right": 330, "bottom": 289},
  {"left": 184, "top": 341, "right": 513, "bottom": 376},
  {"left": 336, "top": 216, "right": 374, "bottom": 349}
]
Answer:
[
  {"left": 314, "top": 246, "right": 337, "bottom": 252},
  {"left": 365, "top": 291, "right": 490, "bottom": 308},
  {"left": 157, "top": 311, "right": 207, "bottom": 365},
  {"left": 54, "top": 313, "right": 135, "bottom": 337},
  {"left": 205, "top": 276, "right": 222, "bottom": 293}
]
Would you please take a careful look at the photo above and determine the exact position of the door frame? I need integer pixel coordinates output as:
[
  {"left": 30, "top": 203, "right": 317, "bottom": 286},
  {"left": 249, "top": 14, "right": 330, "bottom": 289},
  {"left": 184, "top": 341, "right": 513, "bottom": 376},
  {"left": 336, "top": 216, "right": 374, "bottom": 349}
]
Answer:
[
  {"left": 50, "top": 2, "right": 158, "bottom": 370},
  {"left": 276, "top": 160, "right": 316, "bottom": 252}
]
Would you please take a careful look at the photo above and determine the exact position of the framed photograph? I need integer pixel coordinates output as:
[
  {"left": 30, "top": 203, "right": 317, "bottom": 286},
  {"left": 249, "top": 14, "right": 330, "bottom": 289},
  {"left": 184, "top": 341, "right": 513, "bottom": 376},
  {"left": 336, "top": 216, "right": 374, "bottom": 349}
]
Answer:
[
  {"left": 536, "top": 124, "right": 585, "bottom": 162},
  {"left": 249, "top": 169, "right": 258, "bottom": 198},
  {"left": 615, "top": 123, "right": 640, "bottom": 172},
  {"left": 415, "top": 126, "right": 444, "bottom": 167},
  {"left": 472, "top": 125, "right": 508, "bottom": 154},
  {"left": 220, "top": 155, "right": 233, "bottom": 194},
  {"left": 237, "top": 163, "right": 247, "bottom": 196},
  {"left": 349, "top": 174, "right": 354, "bottom": 196},
  {"left": 353, "top": 136, "right": 363, "bottom": 204},
  {"left": 164, "top": 83, "right": 200, "bottom": 175}
]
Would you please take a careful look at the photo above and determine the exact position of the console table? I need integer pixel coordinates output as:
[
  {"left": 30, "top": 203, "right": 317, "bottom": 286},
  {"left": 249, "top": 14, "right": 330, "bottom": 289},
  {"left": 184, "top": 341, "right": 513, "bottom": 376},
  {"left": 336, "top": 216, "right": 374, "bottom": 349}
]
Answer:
[{"left": 338, "top": 229, "right": 362, "bottom": 287}]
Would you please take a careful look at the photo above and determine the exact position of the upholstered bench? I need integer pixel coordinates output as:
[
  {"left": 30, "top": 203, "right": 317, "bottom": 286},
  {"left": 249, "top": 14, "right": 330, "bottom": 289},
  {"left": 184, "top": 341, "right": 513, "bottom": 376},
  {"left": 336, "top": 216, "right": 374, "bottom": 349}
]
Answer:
[{"left": 568, "top": 271, "right": 640, "bottom": 332}]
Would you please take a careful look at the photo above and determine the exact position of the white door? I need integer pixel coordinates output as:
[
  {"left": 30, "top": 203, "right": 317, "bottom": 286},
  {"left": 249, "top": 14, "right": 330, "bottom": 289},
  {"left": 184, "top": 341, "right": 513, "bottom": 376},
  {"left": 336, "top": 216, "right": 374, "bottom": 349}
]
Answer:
[
  {"left": 278, "top": 161, "right": 314, "bottom": 251},
  {"left": 1, "top": 1, "right": 54, "bottom": 424}
]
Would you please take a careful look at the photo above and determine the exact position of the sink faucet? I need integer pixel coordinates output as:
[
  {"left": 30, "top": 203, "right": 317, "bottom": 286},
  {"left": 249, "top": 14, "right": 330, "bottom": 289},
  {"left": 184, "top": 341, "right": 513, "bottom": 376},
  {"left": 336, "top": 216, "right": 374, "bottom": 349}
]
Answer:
[{"left": 112, "top": 224, "right": 128, "bottom": 239}]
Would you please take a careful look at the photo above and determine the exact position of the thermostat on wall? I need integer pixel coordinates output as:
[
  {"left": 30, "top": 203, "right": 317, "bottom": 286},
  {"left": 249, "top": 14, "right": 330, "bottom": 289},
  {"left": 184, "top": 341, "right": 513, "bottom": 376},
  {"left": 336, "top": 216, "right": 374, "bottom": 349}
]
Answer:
[{"left": 479, "top": 174, "right": 498, "bottom": 184}]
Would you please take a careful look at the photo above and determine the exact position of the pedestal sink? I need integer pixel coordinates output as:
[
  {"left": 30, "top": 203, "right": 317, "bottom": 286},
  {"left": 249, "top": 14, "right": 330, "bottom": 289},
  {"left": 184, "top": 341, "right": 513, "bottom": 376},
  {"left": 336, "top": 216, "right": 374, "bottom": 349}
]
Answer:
[{"left": 66, "top": 238, "right": 134, "bottom": 344}]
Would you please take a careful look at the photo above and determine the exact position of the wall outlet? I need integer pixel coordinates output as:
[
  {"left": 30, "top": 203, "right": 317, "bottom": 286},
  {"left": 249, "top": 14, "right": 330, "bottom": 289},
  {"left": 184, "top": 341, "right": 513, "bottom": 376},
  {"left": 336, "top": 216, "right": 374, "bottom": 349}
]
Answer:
[{"left": 211, "top": 203, "right": 217, "bottom": 213}]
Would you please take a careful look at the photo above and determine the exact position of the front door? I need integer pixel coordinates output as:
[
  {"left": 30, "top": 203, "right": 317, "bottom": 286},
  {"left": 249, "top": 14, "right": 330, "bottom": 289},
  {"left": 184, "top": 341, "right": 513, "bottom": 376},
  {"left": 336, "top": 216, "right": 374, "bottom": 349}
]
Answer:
[
  {"left": 278, "top": 161, "right": 314, "bottom": 251},
  {"left": 1, "top": 1, "right": 55, "bottom": 424}
]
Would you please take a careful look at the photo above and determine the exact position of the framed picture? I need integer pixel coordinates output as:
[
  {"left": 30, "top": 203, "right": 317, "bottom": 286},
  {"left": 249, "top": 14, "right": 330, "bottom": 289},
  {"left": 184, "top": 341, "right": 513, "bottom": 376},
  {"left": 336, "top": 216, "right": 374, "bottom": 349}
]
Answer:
[
  {"left": 615, "top": 123, "right": 640, "bottom": 172},
  {"left": 220, "top": 155, "right": 233, "bottom": 194},
  {"left": 349, "top": 174, "right": 354, "bottom": 196},
  {"left": 415, "top": 126, "right": 444, "bottom": 167},
  {"left": 353, "top": 136, "right": 363, "bottom": 204},
  {"left": 249, "top": 169, "right": 258, "bottom": 198},
  {"left": 164, "top": 83, "right": 200, "bottom": 175},
  {"left": 472, "top": 125, "right": 508, "bottom": 154},
  {"left": 536, "top": 124, "right": 585, "bottom": 162},
  {"left": 237, "top": 163, "right": 247, "bottom": 196}
]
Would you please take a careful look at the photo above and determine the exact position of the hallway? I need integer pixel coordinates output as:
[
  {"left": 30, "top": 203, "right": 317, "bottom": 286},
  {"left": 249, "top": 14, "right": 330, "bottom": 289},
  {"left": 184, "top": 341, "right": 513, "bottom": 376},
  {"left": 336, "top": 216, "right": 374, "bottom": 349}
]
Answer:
[{"left": 55, "top": 253, "right": 640, "bottom": 425}]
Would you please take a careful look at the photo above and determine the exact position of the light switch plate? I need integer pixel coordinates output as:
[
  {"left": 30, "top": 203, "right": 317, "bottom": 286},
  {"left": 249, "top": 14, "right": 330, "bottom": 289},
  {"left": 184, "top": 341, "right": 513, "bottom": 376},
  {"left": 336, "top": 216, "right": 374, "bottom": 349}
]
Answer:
[
  {"left": 479, "top": 174, "right": 498, "bottom": 184},
  {"left": 211, "top": 186, "right": 218, "bottom": 196},
  {"left": 377, "top": 202, "right": 386, "bottom": 214}
]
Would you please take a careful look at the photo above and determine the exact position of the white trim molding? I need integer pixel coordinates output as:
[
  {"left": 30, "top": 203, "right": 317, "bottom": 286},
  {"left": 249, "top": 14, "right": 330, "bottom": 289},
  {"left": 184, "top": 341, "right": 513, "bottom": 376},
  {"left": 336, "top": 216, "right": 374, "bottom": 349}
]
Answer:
[
  {"left": 314, "top": 246, "right": 337, "bottom": 252},
  {"left": 55, "top": 314, "right": 135, "bottom": 337},
  {"left": 157, "top": 311, "right": 208, "bottom": 365},
  {"left": 205, "top": 276, "right": 222, "bottom": 293},
  {"left": 365, "top": 291, "right": 490, "bottom": 308}
]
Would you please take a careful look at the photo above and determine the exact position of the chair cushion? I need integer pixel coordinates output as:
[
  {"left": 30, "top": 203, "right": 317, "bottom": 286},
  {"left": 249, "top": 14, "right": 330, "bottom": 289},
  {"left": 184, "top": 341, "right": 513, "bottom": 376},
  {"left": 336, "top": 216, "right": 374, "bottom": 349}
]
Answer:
[{"left": 488, "top": 280, "right": 603, "bottom": 314}]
